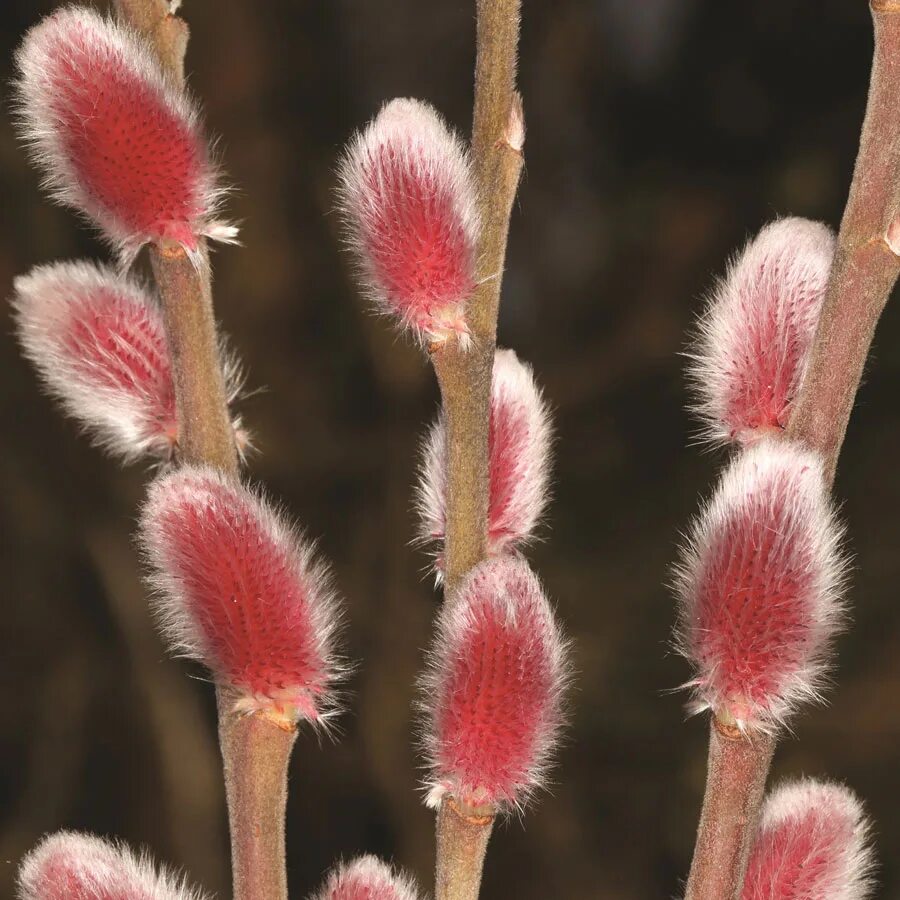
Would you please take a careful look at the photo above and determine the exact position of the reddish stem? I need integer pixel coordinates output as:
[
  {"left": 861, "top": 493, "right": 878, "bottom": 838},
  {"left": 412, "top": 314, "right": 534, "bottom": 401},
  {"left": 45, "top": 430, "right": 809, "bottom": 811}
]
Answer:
[
  {"left": 684, "top": 720, "right": 775, "bottom": 900},
  {"left": 787, "top": 0, "right": 900, "bottom": 485}
]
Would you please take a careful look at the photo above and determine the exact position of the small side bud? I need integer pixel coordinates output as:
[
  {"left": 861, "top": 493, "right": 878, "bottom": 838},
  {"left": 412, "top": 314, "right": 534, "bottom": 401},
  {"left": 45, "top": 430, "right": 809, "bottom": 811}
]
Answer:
[
  {"left": 337, "top": 98, "right": 479, "bottom": 347},
  {"left": 743, "top": 779, "right": 875, "bottom": 900},
  {"left": 674, "top": 440, "right": 848, "bottom": 734},
  {"left": 13, "top": 6, "right": 236, "bottom": 267},
  {"left": 12, "top": 260, "right": 247, "bottom": 464},
  {"left": 311, "top": 856, "right": 422, "bottom": 900},
  {"left": 421, "top": 557, "right": 569, "bottom": 813},
  {"left": 418, "top": 348, "right": 552, "bottom": 572},
  {"left": 139, "top": 467, "right": 343, "bottom": 728},
  {"left": 18, "top": 831, "right": 208, "bottom": 900},
  {"left": 688, "top": 218, "right": 835, "bottom": 445}
]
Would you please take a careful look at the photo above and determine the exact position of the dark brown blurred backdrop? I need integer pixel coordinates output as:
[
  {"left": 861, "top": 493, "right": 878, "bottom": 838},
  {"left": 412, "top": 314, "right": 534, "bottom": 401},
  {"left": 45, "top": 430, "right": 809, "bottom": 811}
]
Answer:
[{"left": 3, "top": 1, "right": 900, "bottom": 898}]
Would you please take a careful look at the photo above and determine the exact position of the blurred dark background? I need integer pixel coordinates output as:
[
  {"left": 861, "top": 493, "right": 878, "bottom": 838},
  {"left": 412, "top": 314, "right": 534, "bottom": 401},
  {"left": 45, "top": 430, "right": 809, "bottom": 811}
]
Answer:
[{"left": 2, "top": 1, "right": 899, "bottom": 897}]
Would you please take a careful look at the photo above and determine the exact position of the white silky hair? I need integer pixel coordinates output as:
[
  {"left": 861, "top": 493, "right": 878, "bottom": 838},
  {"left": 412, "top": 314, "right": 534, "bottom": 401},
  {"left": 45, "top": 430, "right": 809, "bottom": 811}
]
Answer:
[
  {"left": 336, "top": 97, "right": 480, "bottom": 346},
  {"left": 138, "top": 465, "right": 346, "bottom": 727},
  {"left": 311, "top": 855, "right": 423, "bottom": 900},
  {"left": 418, "top": 556, "right": 570, "bottom": 815},
  {"left": 13, "top": 5, "right": 237, "bottom": 268},
  {"left": 416, "top": 347, "right": 553, "bottom": 575},
  {"left": 18, "top": 831, "right": 210, "bottom": 900},
  {"left": 687, "top": 217, "right": 835, "bottom": 446},
  {"left": 673, "top": 438, "right": 849, "bottom": 734},
  {"left": 745, "top": 778, "right": 875, "bottom": 900},
  {"left": 12, "top": 259, "right": 246, "bottom": 465}
]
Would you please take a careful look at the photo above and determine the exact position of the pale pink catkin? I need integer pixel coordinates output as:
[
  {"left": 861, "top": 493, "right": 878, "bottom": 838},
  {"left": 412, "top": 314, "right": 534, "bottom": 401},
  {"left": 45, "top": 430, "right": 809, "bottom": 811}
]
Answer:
[
  {"left": 337, "top": 98, "right": 479, "bottom": 346},
  {"left": 418, "top": 348, "right": 553, "bottom": 571},
  {"left": 688, "top": 218, "right": 835, "bottom": 445},
  {"left": 421, "top": 557, "right": 569, "bottom": 812},
  {"left": 674, "top": 439, "right": 848, "bottom": 733},
  {"left": 12, "top": 260, "right": 246, "bottom": 464},
  {"left": 139, "top": 466, "right": 343, "bottom": 725},
  {"left": 743, "top": 779, "right": 875, "bottom": 900},
  {"left": 311, "top": 856, "right": 422, "bottom": 900},
  {"left": 14, "top": 6, "right": 237, "bottom": 267},
  {"left": 18, "top": 831, "right": 208, "bottom": 900}
]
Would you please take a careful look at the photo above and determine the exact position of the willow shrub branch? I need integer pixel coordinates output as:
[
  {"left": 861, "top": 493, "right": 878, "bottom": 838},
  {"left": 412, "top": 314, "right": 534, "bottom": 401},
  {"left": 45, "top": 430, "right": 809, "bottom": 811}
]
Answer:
[
  {"left": 435, "top": 799, "right": 496, "bottom": 900},
  {"left": 787, "top": 0, "right": 900, "bottom": 485},
  {"left": 113, "top": 4, "right": 294, "bottom": 900},
  {"left": 683, "top": 720, "right": 775, "bottom": 900},
  {"left": 431, "top": 0, "right": 524, "bottom": 600},
  {"left": 686, "top": 5, "right": 900, "bottom": 899},
  {"left": 430, "top": 3, "right": 523, "bottom": 900}
]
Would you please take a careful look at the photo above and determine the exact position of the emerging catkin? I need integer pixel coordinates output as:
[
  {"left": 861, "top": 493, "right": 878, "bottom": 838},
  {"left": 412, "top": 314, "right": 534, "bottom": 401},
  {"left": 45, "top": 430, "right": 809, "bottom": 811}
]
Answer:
[
  {"left": 421, "top": 557, "right": 569, "bottom": 812},
  {"left": 13, "top": 6, "right": 237, "bottom": 268},
  {"left": 140, "top": 466, "right": 343, "bottom": 726},
  {"left": 674, "top": 439, "right": 848, "bottom": 733}
]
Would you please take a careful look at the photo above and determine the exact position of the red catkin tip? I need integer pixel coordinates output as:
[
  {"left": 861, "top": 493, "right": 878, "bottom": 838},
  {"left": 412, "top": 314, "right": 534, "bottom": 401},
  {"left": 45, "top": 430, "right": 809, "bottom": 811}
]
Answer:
[
  {"left": 688, "top": 217, "right": 835, "bottom": 446},
  {"left": 14, "top": 6, "right": 237, "bottom": 267},
  {"left": 422, "top": 557, "right": 569, "bottom": 812},
  {"left": 18, "top": 831, "right": 208, "bottom": 900},
  {"left": 12, "top": 260, "right": 247, "bottom": 464},
  {"left": 743, "top": 779, "right": 875, "bottom": 900},
  {"left": 311, "top": 856, "right": 422, "bottom": 900},
  {"left": 418, "top": 348, "right": 552, "bottom": 572},
  {"left": 674, "top": 439, "right": 848, "bottom": 734},
  {"left": 337, "top": 97, "right": 479, "bottom": 347},
  {"left": 139, "top": 466, "right": 342, "bottom": 726}
]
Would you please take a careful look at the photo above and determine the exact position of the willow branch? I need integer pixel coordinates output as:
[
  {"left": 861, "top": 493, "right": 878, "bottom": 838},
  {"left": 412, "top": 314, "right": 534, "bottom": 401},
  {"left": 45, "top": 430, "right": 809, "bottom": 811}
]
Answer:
[
  {"left": 112, "top": 0, "right": 188, "bottom": 83},
  {"left": 217, "top": 691, "right": 298, "bottom": 900},
  {"left": 683, "top": 720, "right": 775, "bottom": 900},
  {"left": 435, "top": 799, "right": 496, "bottom": 900},
  {"left": 787, "top": 0, "right": 900, "bottom": 486},
  {"left": 686, "top": 6, "right": 900, "bottom": 899},
  {"left": 431, "top": 0, "right": 524, "bottom": 600},
  {"left": 431, "top": 2, "right": 522, "bottom": 899},
  {"left": 113, "top": 4, "right": 292, "bottom": 899}
]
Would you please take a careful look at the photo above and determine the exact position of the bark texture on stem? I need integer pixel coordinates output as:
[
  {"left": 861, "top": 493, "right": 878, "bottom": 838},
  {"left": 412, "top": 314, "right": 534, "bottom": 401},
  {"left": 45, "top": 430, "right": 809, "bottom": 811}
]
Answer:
[
  {"left": 113, "top": 0, "right": 188, "bottom": 84},
  {"left": 218, "top": 691, "right": 298, "bottom": 900},
  {"left": 149, "top": 244, "right": 238, "bottom": 474},
  {"left": 432, "top": 0, "right": 524, "bottom": 600},
  {"left": 432, "top": 4, "right": 522, "bottom": 898},
  {"left": 435, "top": 799, "right": 496, "bottom": 900},
  {"left": 787, "top": 1, "right": 900, "bottom": 485},
  {"left": 684, "top": 719, "right": 775, "bottom": 900}
]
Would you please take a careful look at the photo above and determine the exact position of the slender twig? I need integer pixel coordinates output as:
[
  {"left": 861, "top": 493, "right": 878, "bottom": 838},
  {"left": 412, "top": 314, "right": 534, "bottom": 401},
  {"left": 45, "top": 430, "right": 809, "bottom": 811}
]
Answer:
[
  {"left": 148, "top": 244, "right": 238, "bottom": 472},
  {"left": 217, "top": 690, "right": 299, "bottom": 900},
  {"left": 111, "top": 0, "right": 189, "bottom": 83},
  {"left": 431, "top": 1, "right": 523, "bottom": 898},
  {"left": 787, "top": 0, "right": 900, "bottom": 485},
  {"left": 112, "top": 4, "right": 295, "bottom": 899},
  {"left": 430, "top": 0, "right": 524, "bottom": 600},
  {"left": 435, "top": 799, "right": 496, "bottom": 900},
  {"left": 683, "top": 719, "right": 775, "bottom": 900},
  {"left": 685, "top": 5, "right": 900, "bottom": 898}
]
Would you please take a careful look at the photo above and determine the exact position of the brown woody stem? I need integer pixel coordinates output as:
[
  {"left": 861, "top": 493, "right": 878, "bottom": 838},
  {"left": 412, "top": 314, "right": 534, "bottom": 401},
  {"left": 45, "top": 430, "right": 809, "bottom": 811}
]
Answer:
[
  {"left": 113, "top": 4, "right": 293, "bottom": 899},
  {"left": 149, "top": 245, "right": 238, "bottom": 473},
  {"left": 686, "top": 5, "right": 900, "bottom": 898},
  {"left": 431, "top": 1, "right": 522, "bottom": 898},
  {"left": 684, "top": 719, "right": 775, "bottom": 900},
  {"left": 435, "top": 799, "right": 496, "bottom": 900},
  {"left": 787, "top": 0, "right": 900, "bottom": 485},
  {"left": 112, "top": 0, "right": 189, "bottom": 83},
  {"left": 217, "top": 692, "right": 298, "bottom": 900},
  {"left": 432, "top": 0, "right": 524, "bottom": 600}
]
